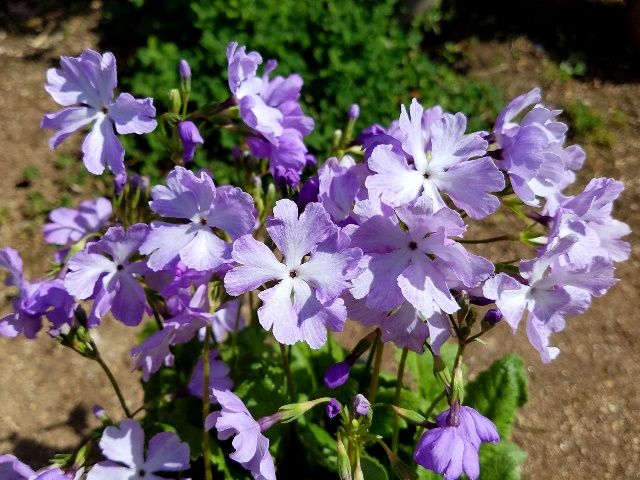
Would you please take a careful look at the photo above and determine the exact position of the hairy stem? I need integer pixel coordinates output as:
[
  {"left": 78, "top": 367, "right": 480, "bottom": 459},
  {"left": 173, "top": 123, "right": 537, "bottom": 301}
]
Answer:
[
  {"left": 391, "top": 347, "right": 409, "bottom": 453},
  {"left": 459, "top": 234, "right": 514, "bottom": 244},
  {"left": 280, "top": 343, "right": 296, "bottom": 401},
  {"left": 202, "top": 324, "right": 213, "bottom": 480},
  {"left": 368, "top": 336, "right": 384, "bottom": 402},
  {"left": 88, "top": 338, "right": 132, "bottom": 418}
]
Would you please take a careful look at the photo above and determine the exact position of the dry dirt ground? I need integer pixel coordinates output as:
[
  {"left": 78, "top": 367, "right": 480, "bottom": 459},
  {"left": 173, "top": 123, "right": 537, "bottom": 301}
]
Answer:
[{"left": 0, "top": 5, "right": 638, "bottom": 480}]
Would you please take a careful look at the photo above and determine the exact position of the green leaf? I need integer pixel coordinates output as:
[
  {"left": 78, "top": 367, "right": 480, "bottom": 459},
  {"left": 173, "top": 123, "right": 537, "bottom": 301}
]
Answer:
[
  {"left": 464, "top": 354, "right": 528, "bottom": 438},
  {"left": 298, "top": 422, "right": 338, "bottom": 472},
  {"left": 479, "top": 441, "right": 527, "bottom": 480},
  {"left": 416, "top": 467, "right": 441, "bottom": 480},
  {"left": 361, "top": 454, "right": 389, "bottom": 480}
]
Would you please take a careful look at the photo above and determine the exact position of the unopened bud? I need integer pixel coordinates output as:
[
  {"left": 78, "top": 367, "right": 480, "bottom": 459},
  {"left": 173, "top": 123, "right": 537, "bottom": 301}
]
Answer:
[
  {"left": 278, "top": 397, "right": 332, "bottom": 424},
  {"left": 352, "top": 394, "right": 371, "bottom": 417},
  {"left": 169, "top": 88, "right": 181, "bottom": 114},
  {"left": 326, "top": 398, "right": 342, "bottom": 419},
  {"left": 348, "top": 103, "right": 360, "bottom": 121},
  {"left": 337, "top": 431, "right": 352, "bottom": 480},
  {"left": 390, "top": 405, "right": 427, "bottom": 426},
  {"left": 325, "top": 361, "right": 351, "bottom": 389},
  {"left": 179, "top": 59, "right": 191, "bottom": 80},
  {"left": 482, "top": 308, "right": 503, "bottom": 327},
  {"left": 432, "top": 355, "right": 451, "bottom": 386}
]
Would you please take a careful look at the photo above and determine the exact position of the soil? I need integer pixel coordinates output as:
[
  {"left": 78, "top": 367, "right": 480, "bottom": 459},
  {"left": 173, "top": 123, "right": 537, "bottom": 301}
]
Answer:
[{"left": 0, "top": 3, "right": 638, "bottom": 479}]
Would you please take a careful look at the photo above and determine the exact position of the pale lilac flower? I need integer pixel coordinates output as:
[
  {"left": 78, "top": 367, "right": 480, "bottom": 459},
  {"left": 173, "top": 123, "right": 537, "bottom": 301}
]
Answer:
[
  {"left": 366, "top": 99, "right": 504, "bottom": 219},
  {"left": 0, "top": 248, "right": 74, "bottom": 338},
  {"left": 414, "top": 405, "right": 499, "bottom": 480},
  {"left": 224, "top": 200, "right": 362, "bottom": 348},
  {"left": 206, "top": 389, "right": 276, "bottom": 480},
  {"left": 494, "top": 88, "right": 585, "bottom": 206},
  {"left": 546, "top": 177, "right": 630, "bottom": 266},
  {"left": 87, "top": 419, "right": 189, "bottom": 480},
  {"left": 187, "top": 351, "right": 233, "bottom": 401},
  {"left": 43, "top": 197, "right": 112, "bottom": 246},
  {"left": 33, "top": 467, "right": 83, "bottom": 480},
  {"left": 483, "top": 236, "right": 617, "bottom": 362},
  {"left": 349, "top": 197, "right": 493, "bottom": 348},
  {"left": 227, "top": 42, "right": 314, "bottom": 187},
  {"left": 140, "top": 166, "right": 256, "bottom": 272},
  {"left": 352, "top": 394, "right": 371, "bottom": 416},
  {"left": 317, "top": 155, "right": 369, "bottom": 225},
  {"left": 42, "top": 50, "right": 156, "bottom": 178},
  {"left": 177, "top": 121, "right": 204, "bottom": 162},
  {"left": 65, "top": 224, "right": 149, "bottom": 327}
]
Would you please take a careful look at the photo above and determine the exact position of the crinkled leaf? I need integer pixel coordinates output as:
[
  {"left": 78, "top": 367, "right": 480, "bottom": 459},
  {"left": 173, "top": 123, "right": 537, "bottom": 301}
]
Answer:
[{"left": 479, "top": 441, "right": 527, "bottom": 480}]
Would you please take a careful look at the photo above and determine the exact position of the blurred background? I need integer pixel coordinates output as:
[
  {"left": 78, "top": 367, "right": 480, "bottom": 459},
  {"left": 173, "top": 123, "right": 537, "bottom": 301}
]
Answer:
[{"left": 0, "top": 0, "right": 638, "bottom": 478}]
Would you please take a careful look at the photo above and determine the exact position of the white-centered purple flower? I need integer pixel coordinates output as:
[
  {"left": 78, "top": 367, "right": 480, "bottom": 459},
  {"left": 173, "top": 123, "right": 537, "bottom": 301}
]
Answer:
[
  {"left": 43, "top": 197, "right": 112, "bottom": 246},
  {"left": 206, "top": 389, "right": 276, "bottom": 480},
  {"left": 414, "top": 404, "right": 499, "bottom": 480},
  {"left": 0, "top": 248, "right": 74, "bottom": 338},
  {"left": 224, "top": 199, "right": 362, "bottom": 348},
  {"left": 140, "top": 166, "right": 256, "bottom": 272},
  {"left": 65, "top": 224, "right": 149, "bottom": 327},
  {"left": 177, "top": 120, "right": 204, "bottom": 162},
  {"left": 366, "top": 99, "right": 504, "bottom": 219},
  {"left": 42, "top": 49, "right": 156, "bottom": 178},
  {"left": 494, "top": 88, "right": 585, "bottom": 206},
  {"left": 349, "top": 197, "right": 493, "bottom": 349},
  {"left": 227, "top": 42, "right": 314, "bottom": 187},
  {"left": 87, "top": 419, "right": 189, "bottom": 480},
  {"left": 187, "top": 350, "right": 233, "bottom": 401},
  {"left": 483, "top": 235, "right": 617, "bottom": 362}
]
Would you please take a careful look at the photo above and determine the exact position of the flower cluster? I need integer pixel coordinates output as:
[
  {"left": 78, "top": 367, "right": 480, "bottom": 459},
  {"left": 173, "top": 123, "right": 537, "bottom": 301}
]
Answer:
[{"left": 0, "top": 43, "right": 629, "bottom": 480}]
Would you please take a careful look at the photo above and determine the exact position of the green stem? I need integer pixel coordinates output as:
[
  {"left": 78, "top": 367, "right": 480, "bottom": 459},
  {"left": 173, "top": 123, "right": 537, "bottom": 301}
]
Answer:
[
  {"left": 459, "top": 234, "right": 514, "bottom": 244},
  {"left": 88, "top": 338, "right": 132, "bottom": 418},
  {"left": 424, "top": 390, "right": 447, "bottom": 420},
  {"left": 391, "top": 347, "right": 409, "bottom": 453},
  {"left": 202, "top": 325, "right": 213, "bottom": 480},
  {"left": 280, "top": 343, "right": 296, "bottom": 401},
  {"left": 367, "top": 336, "right": 384, "bottom": 402}
]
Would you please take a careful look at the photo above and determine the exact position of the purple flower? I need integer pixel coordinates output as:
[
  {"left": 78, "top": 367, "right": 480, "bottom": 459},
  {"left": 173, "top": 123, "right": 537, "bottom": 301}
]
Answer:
[
  {"left": 366, "top": 99, "right": 504, "bottom": 219},
  {"left": 179, "top": 59, "right": 191, "bottom": 80},
  {"left": 317, "top": 155, "right": 369, "bottom": 224},
  {"left": 65, "top": 224, "right": 149, "bottom": 327},
  {"left": 483, "top": 236, "right": 617, "bottom": 362},
  {"left": 494, "top": 88, "right": 584, "bottom": 206},
  {"left": 297, "top": 175, "right": 319, "bottom": 209},
  {"left": 0, "top": 454, "right": 34, "bottom": 479},
  {"left": 227, "top": 42, "right": 314, "bottom": 187},
  {"left": 546, "top": 177, "right": 630, "bottom": 266},
  {"left": 140, "top": 166, "right": 256, "bottom": 272},
  {"left": 206, "top": 389, "right": 276, "bottom": 480},
  {"left": 187, "top": 351, "right": 233, "bottom": 402},
  {"left": 414, "top": 405, "right": 499, "bottom": 480},
  {"left": 482, "top": 308, "right": 503, "bottom": 326},
  {"left": 43, "top": 197, "right": 112, "bottom": 246},
  {"left": 352, "top": 394, "right": 371, "bottom": 416},
  {"left": 87, "top": 419, "right": 189, "bottom": 480},
  {"left": 224, "top": 200, "right": 362, "bottom": 348},
  {"left": 177, "top": 120, "right": 204, "bottom": 162},
  {"left": 42, "top": 50, "right": 156, "bottom": 178},
  {"left": 349, "top": 197, "right": 493, "bottom": 350},
  {"left": 0, "top": 248, "right": 74, "bottom": 338},
  {"left": 326, "top": 398, "right": 342, "bottom": 419}
]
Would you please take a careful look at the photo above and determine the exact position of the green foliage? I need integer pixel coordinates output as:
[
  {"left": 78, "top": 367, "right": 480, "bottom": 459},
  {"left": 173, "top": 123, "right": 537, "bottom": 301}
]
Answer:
[
  {"left": 361, "top": 453, "right": 390, "bottom": 480},
  {"left": 563, "top": 100, "right": 614, "bottom": 147},
  {"left": 464, "top": 354, "right": 528, "bottom": 439},
  {"left": 479, "top": 441, "right": 527, "bottom": 480},
  {"left": 101, "top": 0, "right": 502, "bottom": 174}
]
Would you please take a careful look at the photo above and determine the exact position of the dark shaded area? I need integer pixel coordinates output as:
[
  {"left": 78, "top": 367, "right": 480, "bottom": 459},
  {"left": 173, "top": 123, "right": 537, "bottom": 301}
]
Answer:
[
  {"left": 0, "top": 0, "right": 88, "bottom": 34},
  {"left": 1, "top": 404, "right": 89, "bottom": 468},
  {"left": 429, "top": 0, "right": 640, "bottom": 82}
]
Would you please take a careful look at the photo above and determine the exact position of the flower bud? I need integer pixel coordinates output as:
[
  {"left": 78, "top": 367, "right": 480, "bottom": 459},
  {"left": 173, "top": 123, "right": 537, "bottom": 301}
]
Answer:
[
  {"left": 326, "top": 398, "right": 342, "bottom": 419},
  {"left": 168, "top": 88, "right": 181, "bottom": 114},
  {"left": 390, "top": 405, "right": 426, "bottom": 426},
  {"left": 482, "top": 308, "right": 503, "bottom": 326},
  {"left": 348, "top": 103, "right": 360, "bottom": 121},
  {"left": 179, "top": 59, "right": 191, "bottom": 80},
  {"left": 277, "top": 397, "right": 333, "bottom": 425},
  {"left": 324, "top": 361, "right": 351, "bottom": 389},
  {"left": 336, "top": 431, "right": 352, "bottom": 480},
  {"left": 352, "top": 394, "right": 371, "bottom": 417},
  {"left": 177, "top": 120, "right": 204, "bottom": 162}
]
